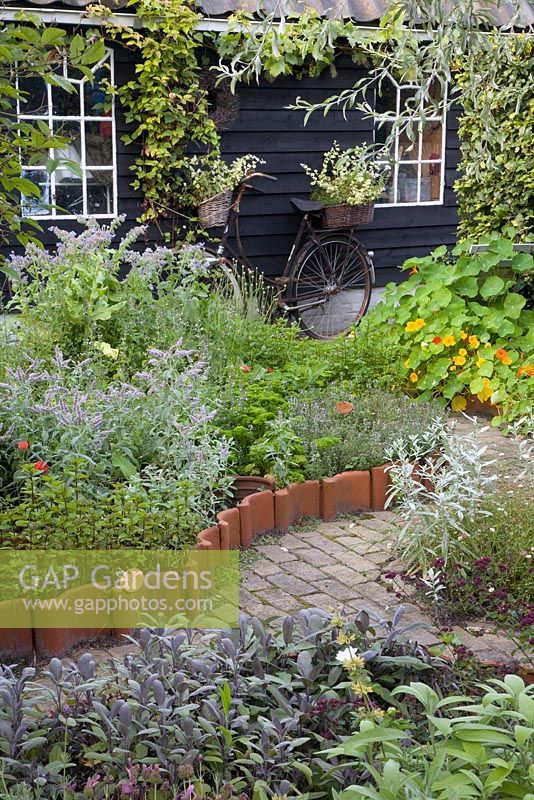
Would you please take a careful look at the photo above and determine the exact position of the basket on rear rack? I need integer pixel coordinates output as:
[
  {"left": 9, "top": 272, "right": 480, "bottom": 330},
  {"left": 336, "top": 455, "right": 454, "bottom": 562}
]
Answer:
[
  {"left": 198, "top": 190, "right": 233, "bottom": 228},
  {"left": 321, "top": 202, "right": 374, "bottom": 229}
]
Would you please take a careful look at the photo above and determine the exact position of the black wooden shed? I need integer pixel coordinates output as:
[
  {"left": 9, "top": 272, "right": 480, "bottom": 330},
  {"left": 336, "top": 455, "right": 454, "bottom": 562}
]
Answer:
[{"left": 2, "top": 0, "right": 533, "bottom": 285}]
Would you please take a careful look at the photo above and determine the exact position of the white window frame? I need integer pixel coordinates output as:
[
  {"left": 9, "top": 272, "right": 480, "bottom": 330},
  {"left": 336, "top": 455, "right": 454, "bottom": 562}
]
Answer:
[
  {"left": 17, "top": 48, "right": 117, "bottom": 220},
  {"left": 373, "top": 74, "right": 447, "bottom": 207}
]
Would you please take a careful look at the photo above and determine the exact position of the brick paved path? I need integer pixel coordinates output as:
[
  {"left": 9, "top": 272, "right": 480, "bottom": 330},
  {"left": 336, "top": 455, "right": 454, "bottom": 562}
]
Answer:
[
  {"left": 239, "top": 415, "right": 532, "bottom": 665},
  {"left": 85, "top": 416, "right": 531, "bottom": 668}
]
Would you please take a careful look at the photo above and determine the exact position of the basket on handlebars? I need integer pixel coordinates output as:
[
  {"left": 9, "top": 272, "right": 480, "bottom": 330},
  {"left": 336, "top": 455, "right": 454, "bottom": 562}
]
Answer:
[
  {"left": 198, "top": 190, "right": 233, "bottom": 228},
  {"left": 321, "top": 202, "right": 374, "bottom": 229}
]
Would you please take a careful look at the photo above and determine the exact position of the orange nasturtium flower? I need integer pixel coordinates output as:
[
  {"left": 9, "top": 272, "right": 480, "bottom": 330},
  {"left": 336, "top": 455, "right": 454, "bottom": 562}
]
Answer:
[
  {"left": 409, "top": 372, "right": 419, "bottom": 383},
  {"left": 432, "top": 336, "right": 442, "bottom": 345},
  {"left": 451, "top": 395, "right": 467, "bottom": 412},
  {"left": 495, "top": 348, "right": 512, "bottom": 365},
  {"left": 335, "top": 401, "right": 354, "bottom": 414},
  {"left": 442, "top": 335, "right": 456, "bottom": 347},
  {"left": 468, "top": 335, "right": 480, "bottom": 349},
  {"left": 477, "top": 378, "right": 493, "bottom": 402},
  {"left": 405, "top": 318, "right": 426, "bottom": 333},
  {"left": 517, "top": 364, "right": 534, "bottom": 377}
]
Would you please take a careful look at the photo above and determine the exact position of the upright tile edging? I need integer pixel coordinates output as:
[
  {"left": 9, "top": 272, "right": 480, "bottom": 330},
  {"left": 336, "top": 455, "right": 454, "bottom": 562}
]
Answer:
[
  {"left": 197, "top": 463, "right": 392, "bottom": 550},
  {"left": 0, "top": 465, "right": 393, "bottom": 660}
]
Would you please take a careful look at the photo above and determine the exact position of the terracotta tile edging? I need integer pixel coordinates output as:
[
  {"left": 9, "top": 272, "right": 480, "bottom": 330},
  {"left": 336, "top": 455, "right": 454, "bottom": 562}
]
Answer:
[
  {"left": 196, "top": 464, "right": 391, "bottom": 551},
  {"left": 1, "top": 465, "right": 393, "bottom": 660}
]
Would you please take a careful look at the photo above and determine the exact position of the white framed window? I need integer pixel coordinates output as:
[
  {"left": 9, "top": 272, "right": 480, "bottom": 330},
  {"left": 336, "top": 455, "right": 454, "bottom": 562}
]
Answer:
[
  {"left": 374, "top": 75, "right": 446, "bottom": 206},
  {"left": 17, "top": 49, "right": 117, "bottom": 219}
]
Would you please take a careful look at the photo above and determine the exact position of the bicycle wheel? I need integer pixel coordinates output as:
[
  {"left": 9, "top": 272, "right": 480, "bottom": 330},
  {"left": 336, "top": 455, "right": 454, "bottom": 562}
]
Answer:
[{"left": 285, "top": 232, "right": 373, "bottom": 339}]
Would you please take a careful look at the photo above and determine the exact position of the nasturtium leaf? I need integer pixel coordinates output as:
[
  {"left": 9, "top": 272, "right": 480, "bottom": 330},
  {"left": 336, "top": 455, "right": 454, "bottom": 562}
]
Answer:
[{"left": 480, "top": 275, "right": 505, "bottom": 298}]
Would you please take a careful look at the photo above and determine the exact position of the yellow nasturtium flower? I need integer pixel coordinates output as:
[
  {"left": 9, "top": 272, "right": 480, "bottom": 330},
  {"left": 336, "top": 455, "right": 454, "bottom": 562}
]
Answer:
[
  {"left": 405, "top": 318, "right": 426, "bottom": 333},
  {"left": 468, "top": 335, "right": 480, "bottom": 349},
  {"left": 458, "top": 348, "right": 467, "bottom": 356},
  {"left": 460, "top": 330, "right": 468, "bottom": 340},
  {"left": 477, "top": 378, "right": 493, "bottom": 402},
  {"left": 451, "top": 395, "right": 467, "bottom": 412},
  {"left": 476, "top": 357, "right": 486, "bottom": 368},
  {"left": 442, "top": 335, "right": 456, "bottom": 347},
  {"left": 404, "top": 357, "right": 411, "bottom": 368},
  {"left": 453, "top": 355, "right": 467, "bottom": 366},
  {"left": 409, "top": 372, "right": 419, "bottom": 383}
]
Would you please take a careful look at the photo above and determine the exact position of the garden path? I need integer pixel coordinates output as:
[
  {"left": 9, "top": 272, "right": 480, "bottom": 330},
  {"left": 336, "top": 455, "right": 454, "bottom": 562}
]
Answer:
[{"left": 86, "top": 416, "right": 530, "bottom": 669}]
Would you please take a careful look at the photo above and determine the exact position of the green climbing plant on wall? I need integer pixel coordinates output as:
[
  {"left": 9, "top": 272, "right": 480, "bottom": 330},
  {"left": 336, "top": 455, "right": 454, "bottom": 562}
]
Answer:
[
  {"left": 454, "top": 35, "right": 534, "bottom": 240},
  {"left": 103, "top": 0, "right": 218, "bottom": 227}
]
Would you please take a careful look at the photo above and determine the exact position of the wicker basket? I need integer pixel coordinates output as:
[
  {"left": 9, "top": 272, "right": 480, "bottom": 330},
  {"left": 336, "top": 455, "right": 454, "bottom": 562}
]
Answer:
[
  {"left": 198, "top": 189, "right": 232, "bottom": 227},
  {"left": 321, "top": 202, "right": 374, "bottom": 229}
]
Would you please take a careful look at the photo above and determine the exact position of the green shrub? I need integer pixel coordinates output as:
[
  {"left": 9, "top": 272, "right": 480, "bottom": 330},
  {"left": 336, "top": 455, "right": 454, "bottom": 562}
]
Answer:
[
  {"left": 366, "top": 235, "right": 534, "bottom": 422},
  {"left": 455, "top": 35, "right": 534, "bottom": 242}
]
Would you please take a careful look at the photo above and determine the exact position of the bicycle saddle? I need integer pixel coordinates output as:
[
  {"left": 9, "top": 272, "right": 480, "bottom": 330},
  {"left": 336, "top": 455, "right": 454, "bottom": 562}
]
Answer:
[{"left": 290, "top": 197, "right": 324, "bottom": 214}]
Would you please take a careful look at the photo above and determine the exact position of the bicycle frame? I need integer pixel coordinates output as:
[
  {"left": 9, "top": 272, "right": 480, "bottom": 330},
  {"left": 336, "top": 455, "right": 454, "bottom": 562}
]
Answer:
[{"left": 211, "top": 175, "right": 360, "bottom": 313}]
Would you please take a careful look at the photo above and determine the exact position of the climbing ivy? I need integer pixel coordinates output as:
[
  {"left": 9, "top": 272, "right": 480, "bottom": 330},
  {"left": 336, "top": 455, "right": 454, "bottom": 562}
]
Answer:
[
  {"left": 454, "top": 35, "right": 534, "bottom": 240},
  {"left": 104, "top": 0, "right": 218, "bottom": 227}
]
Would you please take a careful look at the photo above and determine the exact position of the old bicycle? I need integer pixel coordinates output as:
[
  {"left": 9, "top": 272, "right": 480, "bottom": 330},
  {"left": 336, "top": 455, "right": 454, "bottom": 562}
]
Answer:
[{"left": 203, "top": 171, "right": 375, "bottom": 339}]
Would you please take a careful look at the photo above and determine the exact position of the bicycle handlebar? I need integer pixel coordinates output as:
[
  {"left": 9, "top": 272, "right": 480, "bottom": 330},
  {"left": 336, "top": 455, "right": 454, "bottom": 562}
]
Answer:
[{"left": 241, "top": 171, "right": 277, "bottom": 184}]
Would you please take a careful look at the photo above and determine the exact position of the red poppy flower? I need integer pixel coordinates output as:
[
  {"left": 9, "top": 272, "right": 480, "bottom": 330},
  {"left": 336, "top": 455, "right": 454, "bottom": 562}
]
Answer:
[
  {"left": 335, "top": 401, "right": 354, "bottom": 414},
  {"left": 432, "top": 336, "right": 442, "bottom": 345},
  {"left": 33, "top": 461, "right": 49, "bottom": 473},
  {"left": 240, "top": 364, "right": 252, "bottom": 373},
  {"left": 17, "top": 441, "right": 29, "bottom": 451}
]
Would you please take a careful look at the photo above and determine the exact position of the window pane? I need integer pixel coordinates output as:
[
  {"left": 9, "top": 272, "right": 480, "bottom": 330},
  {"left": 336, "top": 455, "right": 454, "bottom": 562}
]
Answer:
[
  {"left": 400, "top": 86, "right": 419, "bottom": 114},
  {"left": 421, "top": 161, "right": 442, "bottom": 201},
  {"left": 374, "top": 121, "right": 394, "bottom": 156},
  {"left": 84, "top": 64, "right": 111, "bottom": 116},
  {"left": 55, "top": 174, "right": 83, "bottom": 215},
  {"left": 375, "top": 166, "right": 394, "bottom": 204},
  {"left": 397, "top": 163, "right": 418, "bottom": 202},
  {"left": 53, "top": 121, "right": 82, "bottom": 164},
  {"left": 376, "top": 77, "right": 396, "bottom": 115},
  {"left": 18, "top": 76, "right": 48, "bottom": 116},
  {"left": 21, "top": 169, "right": 50, "bottom": 216},
  {"left": 52, "top": 82, "right": 80, "bottom": 117},
  {"left": 87, "top": 171, "right": 113, "bottom": 214},
  {"left": 85, "top": 121, "right": 113, "bottom": 166},
  {"left": 421, "top": 121, "right": 443, "bottom": 161},
  {"left": 399, "top": 125, "right": 419, "bottom": 161}
]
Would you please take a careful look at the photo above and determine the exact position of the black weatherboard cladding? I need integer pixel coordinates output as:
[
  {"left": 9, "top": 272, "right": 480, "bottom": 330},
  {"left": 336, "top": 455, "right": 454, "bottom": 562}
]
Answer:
[
  {"left": 218, "top": 60, "right": 460, "bottom": 284},
  {"left": 1, "top": 45, "right": 461, "bottom": 286}
]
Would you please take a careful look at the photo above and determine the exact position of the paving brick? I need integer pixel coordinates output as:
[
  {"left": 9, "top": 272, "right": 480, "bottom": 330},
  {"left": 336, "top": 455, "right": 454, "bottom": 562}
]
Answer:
[
  {"left": 334, "top": 536, "right": 365, "bottom": 551},
  {"left": 256, "top": 587, "right": 302, "bottom": 613},
  {"left": 314, "top": 523, "right": 348, "bottom": 537},
  {"left": 295, "top": 548, "right": 338, "bottom": 567},
  {"left": 321, "top": 564, "right": 372, "bottom": 585},
  {"left": 332, "top": 552, "right": 381, "bottom": 576},
  {"left": 249, "top": 560, "right": 280, "bottom": 577},
  {"left": 301, "top": 534, "right": 349, "bottom": 556},
  {"left": 289, "top": 562, "right": 327, "bottom": 582},
  {"left": 255, "top": 545, "right": 297, "bottom": 563},
  {"left": 242, "top": 573, "right": 271, "bottom": 591},
  {"left": 301, "top": 593, "right": 341, "bottom": 611},
  {"left": 267, "top": 573, "right": 314, "bottom": 596},
  {"left": 356, "top": 517, "right": 398, "bottom": 533},
  {"left": 314, "top": 579, "right": 361, "bottom": 602},
  {"left": 279, "top": 532, "right": 309, "bottom": 550}
]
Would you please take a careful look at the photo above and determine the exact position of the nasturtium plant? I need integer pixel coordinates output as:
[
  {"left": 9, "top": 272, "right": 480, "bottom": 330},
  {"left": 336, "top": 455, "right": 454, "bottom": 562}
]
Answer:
[{"left": 366, "top": 235, "right": 534, "bottom": 423}]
